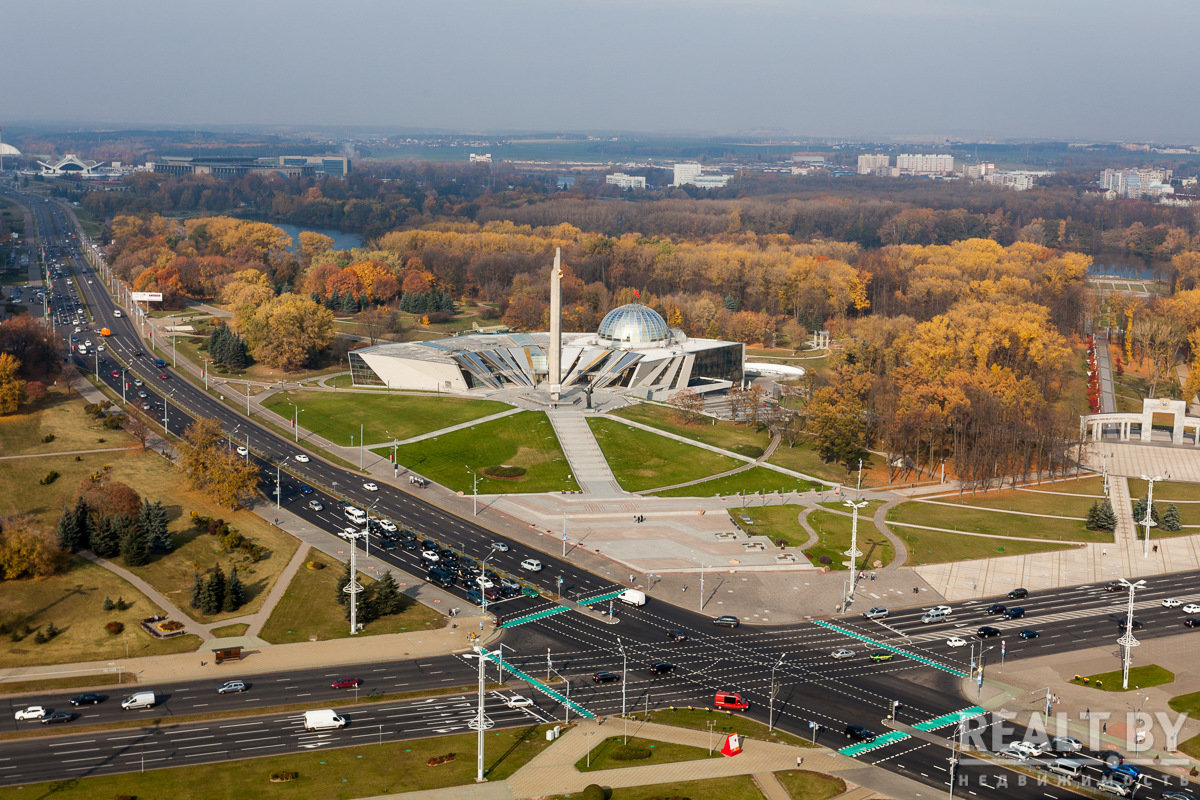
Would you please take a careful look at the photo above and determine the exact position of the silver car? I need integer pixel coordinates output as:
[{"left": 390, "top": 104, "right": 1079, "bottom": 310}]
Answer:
[{"left": 863, "top": 607, "right": 888, "bottom": 620}]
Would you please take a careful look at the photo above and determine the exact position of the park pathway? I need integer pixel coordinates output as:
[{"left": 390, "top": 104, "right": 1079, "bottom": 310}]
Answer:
[
  {"left": 1095, "top": 332, "right": 1117, "bottom": 414},
  {"left": 546, "top": 408, "right": 624, "bottom": 497},
  {"left": 79, "top": 551, "right": 212, "bottom": 641}
]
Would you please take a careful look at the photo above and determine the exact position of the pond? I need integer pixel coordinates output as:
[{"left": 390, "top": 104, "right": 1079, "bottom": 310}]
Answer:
[{"left": 272, "top": 223, "right": 365, "bottom": 253}]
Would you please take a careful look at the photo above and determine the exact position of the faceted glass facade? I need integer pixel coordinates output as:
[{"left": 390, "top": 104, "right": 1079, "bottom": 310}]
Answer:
[{"left": 596, "top": 304, "right": 670, "bottom": 349}]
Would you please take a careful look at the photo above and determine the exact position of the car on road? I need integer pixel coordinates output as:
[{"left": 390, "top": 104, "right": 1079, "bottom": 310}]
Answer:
[
  {"left": 378, "top": 519, "right": 397, "bottom": 533},
  {"left": 490, "top": 541, "right": 510, "bottom": 552},
  {"left": 293, "top": 454, "right": 310, "bottom": 463},
  {"left": 1007, "top": 587, "right": 1029, "bottom": 599},
  {"left": 844, "top": 725, "right": 876, "bottom": 742},
  {"left": 475, "top": 575, "right": 494, "bottom": 589},
  {"left": 330, "top": 677, "right": 360, "bottom": 689},
  {"left": 986, "top": 603, "right": 1006, "bottom": 615},
  {"left": 649, "top": 662, "right": 675, "bottom": 675},
  {"left": 421, "top": 549, "right": 440, "bottom": 562},
  {"left": 503, "top": 695, "right": 533, "bottom": 709},
  {"left": 831, "top": 648, "right": 855, "bottom": 659},
  {"left": 217, "top": 680, "right": 247, "bottom": 694},
  {"left": 1051, "top": 736, "right": 1082, "bottom": 752},
  {"left": 40, "top": 711, "right": 74, "bottom": 725},
  {"left": 1018, "top": 629, "right": 1039, "bottom": 639},
  {"left": 977, "top": 626, "right": 1001, "bottom": 638},
  {"left": 862, "top": 607, "right": 888, "bottom": 620},
  {"left": 14, "top": 706, "right": 47, "bottom": 721},
  {"left": 427, "top": 568, "right": 455, "bottom": 588},
  {"left": 1185, "top": 604, "right": 1200, "bottom": 615},
  {"left": 1095, "top": 750, "right": 1124, "bottom": 766},
  {"left": 159, "top": 372, "right": 169, "bottom": 379},
  {"left": 1096, "top": 778, "right": 1132, "bottom": 796},
  {"left": 307, "top": 499, "right": 324, "bottom": 511},
  {"left": 521, "top": 586, "right": 539, "bottom": 598},
  {"left": 1010, "top": 741, "right": 1045, "bottom": 758},
  {"left": 712, "top": 615, "right": 740, "bottom": 628},
  {"left": 520, "top": 558, "right": 543, "bottom": 572},
  {"left": 363, "top": 482, "right": 379, "bottom": 492},
  {"left": 1163, "top": 792, "right": 1198, "bottom": 800},
  {"left": 236, "top": 446, "right": 248, "bottom": 457},
  {"left": 929, "top": 605, "right": 952, "bottom": 615},
  {"left": 499, "top": 577, "right": 521, "bottom": 592},
  {"left": 141, "top": 401, "right": 152, "bottom": 411},
  {"left": 592, "top": 671, "right": 620, "bottom": 684},
  {"left": 133, "top": 379, "right": 143, "bottom": 387},
  {"left": 1163, "top": 598, "right": 1183, "bottom": 608},
  {"left": 378, "top": 539, "right": 397, "bottom": 551},
  {"left": 1002, "top": 607, "right": 1025, "bottom": 620},
  {"left": 1186, "top": 618, "right": 1200, "bottom": 628},
  {"left": 69, "top": 693, "right": 104, "bottom": 706},
  {"left": 667, "top": 629, "right": 687, "bottom": 642},
  {"left": 1105, "top": 580, "right": 1125, "bottom": 592},
  {"left": 869, "top": 650, "right": 894, "bottom": 662},
  {"left": 137, "top": 390, "right": 148, "bottom": 399},
  {"left": 946, "top": 637, "right": 967, "bottom": 647},
  {"left": 299, "top": 484, "right": 314, "bottom": 495},
  {"left": 1117, "top": 619, "right": 1143, "bottom": 632}
]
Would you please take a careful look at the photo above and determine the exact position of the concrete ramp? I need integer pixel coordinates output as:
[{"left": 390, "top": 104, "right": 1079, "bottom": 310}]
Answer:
[{"left": 546, "top": 409, "right": 624, "bottom": 497}]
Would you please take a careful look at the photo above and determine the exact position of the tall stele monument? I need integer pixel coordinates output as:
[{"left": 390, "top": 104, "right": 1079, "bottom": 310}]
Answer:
[{"left": 548, "top": 247, "right": 563, "bottom": 400}]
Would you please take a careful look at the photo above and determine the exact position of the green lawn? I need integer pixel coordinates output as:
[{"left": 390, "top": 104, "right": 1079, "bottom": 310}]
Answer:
[
  {"left": 0, "top": 672, "right": 131, "bottom": 696},
  {"left": 768, "top": 441, "right": 882, "bottom": 487},
  {"left": 575, "top": 735, "right": 720, "bottom": 772},
  {"left": 210, "top": 623, "right": 250, "bottom": 637},
  {"left": 935, "top": 485, "right": 1103, "bottom": 518},
  {"left": 393, "top": 410, "right": 577, "bottom": 494},
  {"left": 1168, "top": 689, "right": 1200, "bottom": 715},
  {"left": 653, "top": 467, "right": 820, "bottom": 498},
  {"left": 642, "top": 708, "right": 814, "bottom": 748},
  {"left": 588, "top": 417, "right": 741, "bottom": 493},
  {"left": 610, "top": 403, "right": 771, "bottom": 455},
  {"left": 804, "top": 510, "right": 893, "bottom": 570},
  {"left": 895, "top": 528, "right": 1079, "bottom": 566},
  {"left": 547, "top": 775, "right": 766, "bottom": 800},
  {"left": 0, "top": 724, "right": 556, "bottom": 800},
  {"left": 263, "top": 390, "right": 511, "bottom": 446},
  {"left": 260, "top": 550, "right": 445, "bottom": 644},
  {"left": 729, "top": 505, "right": 808, "bottom": 547},
  {"left": 1180, "top": 733, "right": 1200, "bottom": 760},
  {"left": 1127, "top": 479, "right": 1200, "bottom": 503},
  {"left": 1071, "top": 665, "right": 1174, "bottom": 692},
  {"left": 886, "top": 501, "right": 1107, "bottom": 542},
  {"left": 0, "top": 387, "right": 130, "bottom": 456},
  {"left": 775, "top": 770, "right": 847, "bottom": 800}
]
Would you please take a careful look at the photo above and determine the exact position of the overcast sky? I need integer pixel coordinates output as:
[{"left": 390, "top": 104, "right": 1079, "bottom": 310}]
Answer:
[{"left": 3, "top": 0, "right": 1196, "bottom": 141}]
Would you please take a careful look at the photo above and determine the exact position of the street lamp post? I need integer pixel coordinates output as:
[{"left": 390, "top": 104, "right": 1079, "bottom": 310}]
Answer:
[
  {"left": 359, "top": 422, "right": 364, "bottom": 470},
  {"left": 844, "top": 499, "right": 867, "bottom": 591},
  {"left": 1139, "top": 474, "right": 1162, "bottom": 558},
  {"left": 121, "top": 368, "right": 126, "bottom": 405},
  {"left": 203, "top": 358, "right": 210, "bottom": 391},
  {"left": 617, "top": 638, "right": 628, "bottom": 743},
  {"left": 1117, "top": 577, "right": 1146, "bottom": 689},
  {"left": 289, "top": 402, "right": 303, "bottom": 443},
  {"left": 466, "top": 467, "right": 478, "bottom": 516},
  {"left": 769, "top": 653, "right": 786, "bottom": 732}
]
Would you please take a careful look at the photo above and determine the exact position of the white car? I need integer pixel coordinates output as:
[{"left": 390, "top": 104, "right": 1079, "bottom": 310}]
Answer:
[
  {"left": 294, "top": 454, "right": 310, "bottom": 463},
  {"left": 339, "top": 527, "right": 358, "bottom": 540},
  {"left": 476, "top": 576, "right": 495, "bottom": 589},
  {"left": 363, "top": 482, "right": 379, "bottom": 492},
  {"left": 520, "top": 558, "right": 543, "bottom": 572},
  {"left": 930, "top": 605, "right": 952, "bottom": 615},
  {"left": 831, "top": 648, "right": 855, "bottom": 659},
  {"left": 491, "top": 541, "right": 510, "bottom": 552},
  {"left": 1184, "top": 604, "right": 1200, "bottom": 615},
  {"left": 1096, "top": 779, "right": 1132, "bottom": 796},
  {"left": 503, "top": 695, "right": 533, "bottom": 709},
  {"left": 378, "top": 519, "right": 398, "bottom": 533},
  {"left": 14, "top": 706, "right": 47, "bottom": 721},
  {"left": 1010, "top": 740, "right": 1045, "bottom": 758},
  {"left": 421, "top": 549, "right": 440, "bottom": 563},
  {"left": 236, "top": 446, "right": 248, "bottom": 457},
  {"left": 946, "top": 636, "right": 967, "bottom": 647},
  {"left": 1162, "top": 598, "right": 1183, "bottom": 608}
]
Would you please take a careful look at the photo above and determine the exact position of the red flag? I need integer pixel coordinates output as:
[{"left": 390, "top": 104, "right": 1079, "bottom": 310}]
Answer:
[
  {"left": 720, "top": 733, "right": 742, "bottom": 757},
  {"left": 633, "top": 289, "right": 641, "bottom": 300}
]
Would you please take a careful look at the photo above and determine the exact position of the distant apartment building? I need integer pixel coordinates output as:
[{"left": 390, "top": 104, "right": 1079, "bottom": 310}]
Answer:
[
  {"left": 896, "top": 154, "right": 955, "bottom": 175},
  {"left": 672, "top": 162, "right": 730, "bottom": 189},
  {"left": 984, "top": 170, "right": 1050, "bottom": 191},
  {"left": 150, "top": 155, "right": 349, "bottom": 179},
  {"left": 857, "top": 154, "right": 890, "bottom": 175},
  {"left": 277, "top": 155, "right": 350, "bottom": 177},
  {"left": 469, "top": 153, "right": 492, "bottom": 164},
  {"left": 605, "top": 172, "right": 646, "bottom": 190},
  {"left": 965, "top": 162, "right": 995, "bottom": 180},
  {"left": 1101, "top": 168, "right": 1173, "bottom": 199}
]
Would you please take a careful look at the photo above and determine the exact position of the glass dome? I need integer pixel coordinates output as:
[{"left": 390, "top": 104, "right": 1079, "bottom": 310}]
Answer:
[{"left": 596, "top": 303, "right": 670, "bottom": 349}]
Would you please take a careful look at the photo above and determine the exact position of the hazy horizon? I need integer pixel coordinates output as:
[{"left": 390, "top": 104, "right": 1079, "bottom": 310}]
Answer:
[{"left": 4, "top": 0, "right": 1197, "bottom": 142}]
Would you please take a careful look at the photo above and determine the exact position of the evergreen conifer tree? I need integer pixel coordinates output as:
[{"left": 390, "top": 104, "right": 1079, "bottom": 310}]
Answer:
[
  {"left": 90, "top": 516, "right": 121, "bottom": 558},
  {"left": 73, "top": 496, "right": 91, "bottom": 550},
  {"left": 56, "top": 505, "right": 83, "bottom": 551},
  {"left": 336, "top": 563, "right": 352, "bottom": 606},
  {"left": 1085, "top": 501, "right": 1101, "bottom": 531},
  {"left": 1162, "top": 504, "right": 1182, "bottom": 532},
  {"left": 119, "top": 521, "right": 150, "bottom": 567},
  {"left": 223, "top": 566, "right": 245, "bottom": 612},
  {"left": 328, "top": 288, "right": 341, "bottom": 310},
  {"left": 1097, "top": 499, "right": 1117, "bottom": 532},
  {"left": 374, "top": 571, "right": 402, "bottom": 616},
  {"left": 190, "top": 572, "right": 204, "bottom": 609},
  {"left": 202, "top": 565, "right": 226, "bottom": 615}
]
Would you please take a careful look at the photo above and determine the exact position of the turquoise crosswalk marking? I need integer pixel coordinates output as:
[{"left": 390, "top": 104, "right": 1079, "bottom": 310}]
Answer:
[
  {"left": 839, "top": 730, "right": 909, "bottom": 756},
  {"left": 499, "top": 605, "right": 569, "bottom": 628},
  {"left": 579, "top": 589, "right": 625, "bottom": 605},
  {"left": 813, "top": 620, "right": 967, "bottom": 677},
  {"left": 914, "top": 706, "right": 987, "bottom": 731},
  {"left": 477, "top": 647, "right": 594, "bottom": 719}
]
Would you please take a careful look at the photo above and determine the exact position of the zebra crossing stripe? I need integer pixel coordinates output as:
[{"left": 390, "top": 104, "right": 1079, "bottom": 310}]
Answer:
[
  {"left": 838, "top": 707, "right": 987, "bottom": 757},
  {"left": 579, "top": 589, "right": 626, "bottom": 605},
  {"left": 813, "top": 620, "right": 967, "bottom": 677},
  {"left": 839, "top": 730, "right": 909, "bottom": 756},
  {"left": 477, "top": 648, "right": 595, "bottom": 719},
  {"left": 500, "top": 605, "right": 569, "bottom": 628},
  {"left": 913, "top": 706, "right": 987, "bottom": 731}
]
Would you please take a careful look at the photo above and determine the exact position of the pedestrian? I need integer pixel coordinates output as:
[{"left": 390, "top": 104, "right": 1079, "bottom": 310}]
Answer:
[
  {"left": 630, "top": 574, "right": 635, "bottom": 585},
  {"left": 682, "top": 585, "right": 687, "bottom": 593},
  {"left": 1103, "top": 722, "right": 1107, "bottom": 733},
  {"left": 1153, "top": 544, "right": 1159, "bottom": 553},
  {"left": 796, "top": 756, "right": 804, "bottom": 767}
]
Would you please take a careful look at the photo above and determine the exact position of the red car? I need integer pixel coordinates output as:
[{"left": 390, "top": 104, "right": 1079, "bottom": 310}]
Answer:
[
  {"left": 330, "top": 677, "right": 360, "bottom": 689},
  {"left": 159, "top": 373, "right": 169, "bottom": 380}
]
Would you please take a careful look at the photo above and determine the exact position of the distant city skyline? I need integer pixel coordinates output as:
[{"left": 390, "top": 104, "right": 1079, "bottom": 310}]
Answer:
[{"left": 4, "top": 0, "right": 1197, "bottom": 142}]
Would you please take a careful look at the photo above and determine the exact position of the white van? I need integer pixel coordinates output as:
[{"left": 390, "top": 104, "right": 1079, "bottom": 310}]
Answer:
[
  {"left": 617, "top": 589, "right": 646, "bottom": 607},
  {"left": 121, "top": 691, "right": 157, "bottom": 710},
  {"left": 1045, "top": 758, "right": 1085, "bottom": 779},
  {"left": 113, "top": 309, "right": 122, "bottom": 317},
  {"left": 344, "top": 506, "right": 367, "bottom": 526},
  {"left": 921, "top": 609, "right": 948, "bottom": 624},
  {"left": 303, "top": 709, "right": 346, "bottom": 731}
]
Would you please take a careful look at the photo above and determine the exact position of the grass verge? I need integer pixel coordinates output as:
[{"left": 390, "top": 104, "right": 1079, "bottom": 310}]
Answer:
[
  {"left": 730, "top": 505, "right": 807, "bottom": 547},
  {"left": 895, "top": 527, "right": 1078, "bottom": 566},
  {"left": 804, "top": 509, "right": 893, "bottom": 570},
  {"left": 609, "top": 402, "right": 771, "bottom": 454},
  {"left": 641, "top": 707, "right": 814, "bottom": 748},
  {"left": 1168, "top": 690, "right": 1200, "bottom": 715},
  {"left": 1070, "top": 665, "right": 1174, "bottom": 691},
  {"left": 589, "top": 417, "right": 740, "bottom": 493},
  {"left": 774, "top": 770, "right": 847, "bottom": 800},
  {"left": 210, "top": 623, "right": 250, "bottom": 637},
  {"left": 652, "top": 467, "right": 819, "bottom": 497},
  {"left": 886, "top": 501, "right": 1105, "bottom": 542},
  {"left": 0, "top": 672, "right": 132, "bottom": 696},
  {"left": 574, "top": 735, "right": 720, "bottom": 772},
  {"left": 395, "top": 410, "right": 577, "bottom": 494},
  {"left": 547, "top": 775, "right": 766, "bottom": 800},
  {"left": 259, "top": 550, "right": 445, "bottom": 644},
  {"left": 0, "top": 723, "right": 556, "bottom": 800}
]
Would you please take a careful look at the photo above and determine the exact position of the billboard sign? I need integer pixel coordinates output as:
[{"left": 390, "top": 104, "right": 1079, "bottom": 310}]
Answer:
[{"left": 130, "top": 292, "right": 163, "bottom": 302}]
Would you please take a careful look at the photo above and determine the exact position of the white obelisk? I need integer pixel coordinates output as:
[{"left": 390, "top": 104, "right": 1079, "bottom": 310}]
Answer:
[{"left": 548, "top": 247, "right": 563, "bottom": 400}]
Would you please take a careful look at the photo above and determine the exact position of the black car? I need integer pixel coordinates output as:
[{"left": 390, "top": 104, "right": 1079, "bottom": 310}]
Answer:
[
  {"left": 402, "top": 538, "right": 419, "bottom": 551},
  {"left": 977, "top": 626, "right": 1001, "bottom": 638},
  {"left": 378, "top": 539, "right": 397, "bottom": 551},
  {"left": 1002, "top": 607, "right": 1025, "bottom": 620},
  {"left": 1118, "top": 619, "right": 1144, "bottom": 632},
  {"left": 41, "top": 711, "right": 74, "bottom": 725},
  {"left": 844, "top": 725, "right": 876, "bottom": 742},
  {"left": 712, "top": 615, "right": 740, "bottom": 628},
  {"left": 592, "top": 671, "right": 620, "bottom": 684},
  {"left": 427, "top": 569, "right": 455, "bottom": 588},
  {"left": 1018, "top": 629, "right": 1039, "bottom": 639},
  {"left": 1095, "top": 750, "right": 1124, "bottom": 766},
  {"left": 1105, "top": 580, "right": 1124, "bottom": 592},
  {"left": 649, "top": 662, "right": 675, "bottom": 675},
  {"left": 1185, "top": 618, "right": 1200, "bottom": 628},
  {"left": 69, "top": 693, "right": 104, "bottom": 706},
  {"left": 667, "top": 629, "right": 687, "bottom": 642},
  {"left": 1007, "top": 588, "right": 1029, "bottom": 599},
  {"left": 986, "top": 604, "right": 1006, "bottom": 615}
]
